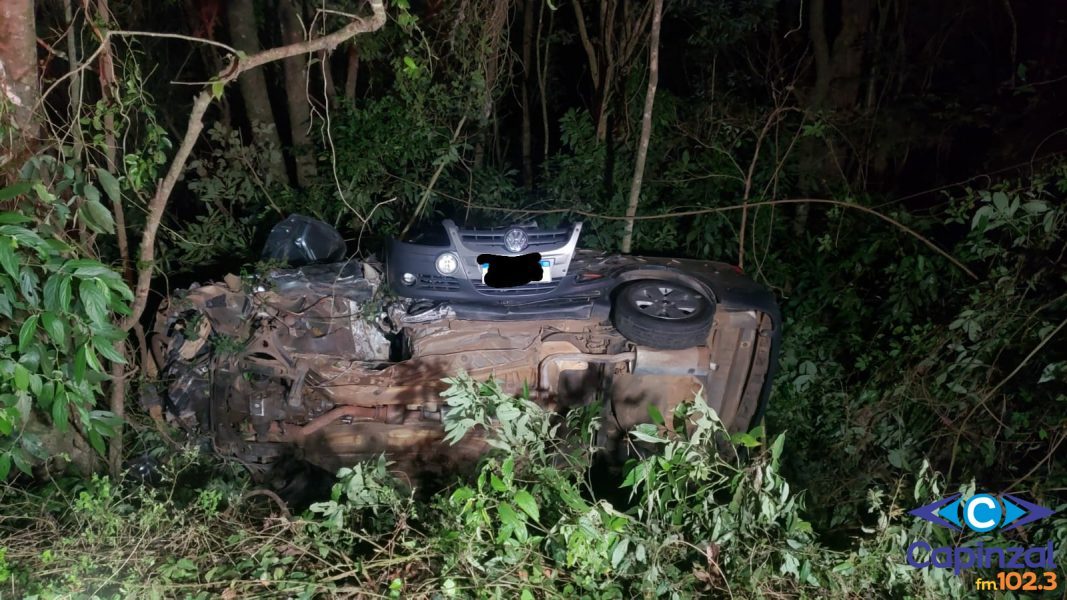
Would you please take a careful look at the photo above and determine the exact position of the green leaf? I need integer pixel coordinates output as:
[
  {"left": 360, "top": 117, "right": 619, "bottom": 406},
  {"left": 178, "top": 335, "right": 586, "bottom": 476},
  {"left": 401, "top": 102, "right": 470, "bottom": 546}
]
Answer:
[
  {"left": 647, "top": 404, "right": 664, "bottom": 426},
  {"left": 12, "top": 450, "right": 31, "bottom": 475},
  {"left": 73, "top": 346, "right": 87, "bottom": 380},
  {"left": 83, "top": 182, "right": 100, "bottom": 203},
  {"left": 490, "top": 473, "right": 507, "bottom": 493},
  {"left": 105, "top": 277, "right": 134, "bottom": 302},
  {"left": 0, "top": 212, "right": 30, "bottom": 225},
  {"left": 0, "top": 288, "right": 10, "bottom": 318},
  {"left": 71, "top": 264, "right": 115, "bottom": 279},
  {"left": 81, "top": 199, "right": 116, "bottom": 234},
  {"left": 1021, "top": 200, "right": 1048, "bottom": 214},
  {"left": 497, "top": 502, "right": 520, "bottom": 528},
  {"left": 37, "top": 381, "right": 55, "bottom": 411},
  {"left": 19, "top": 269, "right": 39, "bottom": 307},
  {"left": 992, "top": 191, "right": 1009, "bottom": 212},
  {"left": 514, "top": 490, "right": 540, "bottom": 522},
  {"left": 971, "top": 205, "right": 993, "bottom": 231},
  {"left": 62, "top": 258, "right": 109, "bottom": 271},
  {"left": 621, "top": 462, "right": 643, "bottom": 488},
  {"left": 13, "top": 364, "right": 29, "bottom": 391},
  {"left": 90, "top": 322, "right": 126, "bottom": 342},
  {"left": 83, "top": 344, "right": 105, "bottom": 374},
  {"left": 92, "top": 338, "right": 126, "bottom": 365},
  {"left": 79, "top": 278, "right": 108, "bottom": 324},
  {"left": 0, "top": 453, "right": 10, "bottom": 480},
  {"left": 42, "top": 275, "right": 61, "bottom": 312},
  {"left": 771, "top": 434, "right": 785, "bottom": 465},
  {"left": 58, "top": 276, "right": 72, "bottom": 312},
  {"left": 41, "top": 312, "right": 66, "bottom": 347},
  {"left": 731, "top": 431, "right": 761, "bottom": 448},
  {"left": 94, "top": 168, "right": 122, "bottom": 204},
  {"left": 90, "top": 411, "right": 120, "bottom": 438},
  {"left": 18, "top": 314, "right": 39, "bottom": 353},
  {"left": 611, "top": 538, "right": 630, "bottom": 569},
  {"left": 32, "top": 182, "right": 54, "bottom": 203},
  {"left": 629, "top": 424, "right": 667, "bottom": 444},
  {"left": 52, "top": 391, "right": 68, "bottom": 432},
  {"left": 450, "top": 486, "right": 475, "bottom": 505},
  {"left": 88, "top": 428, "right": 105, "bottom": 457},
  {"left": 0, "top": 182, "right": 33, "bottom": 202},
  {"left": 0, "top": 239, "right": 19, "bottom": 281}
]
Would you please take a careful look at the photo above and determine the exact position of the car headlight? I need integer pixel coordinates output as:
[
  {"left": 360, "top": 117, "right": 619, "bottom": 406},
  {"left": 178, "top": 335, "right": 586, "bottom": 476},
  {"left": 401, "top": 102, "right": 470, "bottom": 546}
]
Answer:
[
  {"left": 401, "top": 272, "right": 417, "bottom": 286},
  {"left": 435, "top": 252, "right": 459, "bottom": 275}
]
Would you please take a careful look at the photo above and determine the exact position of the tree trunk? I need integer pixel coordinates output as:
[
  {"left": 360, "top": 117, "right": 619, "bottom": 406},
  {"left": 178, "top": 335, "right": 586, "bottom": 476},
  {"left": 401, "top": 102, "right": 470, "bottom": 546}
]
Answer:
[
  {"left": 594, "top": 0, "right": 618, "bottom": 143},
  {"left": 796, "top": 0, "right": 873, "bottom": 235},
  {"left": 473, "top": 0, "right": 511, "bottom": 168},
  {"left": 521, "top": 0, "right": 535, "bottom": 186},
  {"left": 227, "top": 0, "right": 288, "bottom": 184},
  {"left": 93, "top": 0, "right": 134, "bottom": 478},
  {"left": 538, "top": 1, "right": 553, "bottom": 162},
  {"left": 280, "top": 0, "right": 317, "bottom": 187},
  {"left": 829, "top": 0, "right": 873, "bottom": 110},
  {"left": 344, "top": 43, "right": 360, "bottom": 100},
  {"left": 620, "top": 0, "right": 662, "bottom": 254},
  {"left": 64, "top": 0, "right": 84, "bottom": 161},
  {"left": 808, "top": 0, "right": 831, "bottom": 111},
  {"left": 0, "top": 0, "right": 39, "bottom": 168}
]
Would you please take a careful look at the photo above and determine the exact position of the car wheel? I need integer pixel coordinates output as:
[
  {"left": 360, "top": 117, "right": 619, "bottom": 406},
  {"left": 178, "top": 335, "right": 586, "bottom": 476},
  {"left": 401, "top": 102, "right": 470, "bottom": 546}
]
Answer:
[{"left": 611, "top": 279, "right": 714, "bottom": 349}]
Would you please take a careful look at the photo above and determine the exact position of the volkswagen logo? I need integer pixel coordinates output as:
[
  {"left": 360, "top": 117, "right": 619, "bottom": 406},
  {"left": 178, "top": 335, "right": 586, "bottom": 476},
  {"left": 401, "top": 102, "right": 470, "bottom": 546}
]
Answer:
[{"left": 503, "top": 228, "right": 529, "bottom": 253}]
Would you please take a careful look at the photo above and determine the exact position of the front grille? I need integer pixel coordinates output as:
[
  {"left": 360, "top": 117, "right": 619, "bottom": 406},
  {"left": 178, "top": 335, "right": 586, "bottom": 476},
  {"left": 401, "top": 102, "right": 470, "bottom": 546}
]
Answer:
[
  {"left": 418, "top": 274, "right": 460, "bottom": 291},
  {"left": 461, "top": 232, "right": 505, "bottom": 244},
  {"left": 472, "top": 280, "right": 560, "bottom": 296},
  {"left": 460, "top": 228, "right": 570, "bottom": 250},
  {"left": 526, "top": 230, "right": 569, "bottom": 246}
]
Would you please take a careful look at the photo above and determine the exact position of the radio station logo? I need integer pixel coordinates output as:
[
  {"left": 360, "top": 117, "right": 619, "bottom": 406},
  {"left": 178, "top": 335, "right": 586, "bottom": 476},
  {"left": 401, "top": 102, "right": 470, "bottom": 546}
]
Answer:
[
  {"left": 906, "top": 492, "right": 1058, "bottom": 576},
  {"left": 909, "top": 493, "right": 1055, "bottom": 532}
]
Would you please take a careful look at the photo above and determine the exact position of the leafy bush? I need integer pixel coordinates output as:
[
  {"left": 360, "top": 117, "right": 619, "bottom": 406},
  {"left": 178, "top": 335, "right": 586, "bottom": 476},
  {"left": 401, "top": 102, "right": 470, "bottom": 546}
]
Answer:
[
  {"left": 0, "top": 176, "right": 132, "bottom": 479},
  {"left": 277, "top": 374, "right": 977, "bottom": 598},
  {"left": 766, "top": 161, "right": 1067, "bottom": 533}
]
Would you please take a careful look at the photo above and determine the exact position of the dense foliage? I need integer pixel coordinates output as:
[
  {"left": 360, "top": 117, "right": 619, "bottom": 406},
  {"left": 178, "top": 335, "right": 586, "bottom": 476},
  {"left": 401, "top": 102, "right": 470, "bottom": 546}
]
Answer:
[{"left": 1, "top": 0, "right": 1065, "bottom": 597}]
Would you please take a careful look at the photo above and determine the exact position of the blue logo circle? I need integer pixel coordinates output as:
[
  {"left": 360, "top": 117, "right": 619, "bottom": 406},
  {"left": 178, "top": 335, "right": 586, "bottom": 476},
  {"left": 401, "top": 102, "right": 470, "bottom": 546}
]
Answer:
[{"left": 963, "top": 494, "right": 1003, "bottom": 532}]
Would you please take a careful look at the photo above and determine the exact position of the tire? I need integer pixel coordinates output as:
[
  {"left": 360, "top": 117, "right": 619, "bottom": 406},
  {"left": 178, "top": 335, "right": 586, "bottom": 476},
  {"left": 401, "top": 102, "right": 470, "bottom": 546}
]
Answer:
[{"left": 611, "top": 279, "right": 714, "bottom": 349}]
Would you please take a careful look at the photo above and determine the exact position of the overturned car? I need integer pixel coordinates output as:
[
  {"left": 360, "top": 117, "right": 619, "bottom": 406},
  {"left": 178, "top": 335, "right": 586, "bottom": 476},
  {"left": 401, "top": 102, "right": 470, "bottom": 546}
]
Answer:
[{"left": 148, "top": 217, "right": 780, "bottom": 479}]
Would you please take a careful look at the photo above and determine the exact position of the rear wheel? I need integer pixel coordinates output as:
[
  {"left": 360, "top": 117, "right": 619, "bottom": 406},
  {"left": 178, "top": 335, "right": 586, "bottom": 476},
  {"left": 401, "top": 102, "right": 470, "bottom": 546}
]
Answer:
[{"left": 611, "top": 279, "right": 714, "bottom": 349}]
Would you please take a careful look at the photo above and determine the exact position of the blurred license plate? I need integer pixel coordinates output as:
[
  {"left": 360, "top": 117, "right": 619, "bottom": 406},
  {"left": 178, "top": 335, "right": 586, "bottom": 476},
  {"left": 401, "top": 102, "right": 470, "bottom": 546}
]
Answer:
[{"left": 481, "top": 260, "right": 552, "bottom": 284}]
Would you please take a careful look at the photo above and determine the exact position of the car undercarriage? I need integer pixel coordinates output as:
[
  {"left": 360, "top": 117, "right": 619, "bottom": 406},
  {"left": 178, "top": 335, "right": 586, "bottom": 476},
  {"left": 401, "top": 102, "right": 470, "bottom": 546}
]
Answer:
[{"left": 148, "top": 223, "right": 779, "bottom": 481}]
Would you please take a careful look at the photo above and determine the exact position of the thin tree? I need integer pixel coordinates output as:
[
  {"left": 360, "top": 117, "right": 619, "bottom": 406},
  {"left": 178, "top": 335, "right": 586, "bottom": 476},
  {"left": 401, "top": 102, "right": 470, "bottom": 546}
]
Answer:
[
  {"left": 520, "top": 0, "right": 536, "bottom": 186},
  {"left": 280, "top": 0, "right": 318, "bottom": 187},
  {"left": 228, "top": 0, "right": 289, "bottom": 184},
  {"left": 0, "top": 0, "right": 38, "bottom": 169},
  {"left": 620, "top": 0, "right": 663, "bottom": 254},
  {"left": 344, "top": 43, "right": 360, "bottom": 100}
]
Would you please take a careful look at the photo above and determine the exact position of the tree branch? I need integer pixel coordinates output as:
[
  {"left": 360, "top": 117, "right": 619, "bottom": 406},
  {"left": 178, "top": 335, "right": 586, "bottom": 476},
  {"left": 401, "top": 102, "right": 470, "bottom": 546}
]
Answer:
[{"left": 571, "top": 0, "right": 599, "bottom": 87}]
